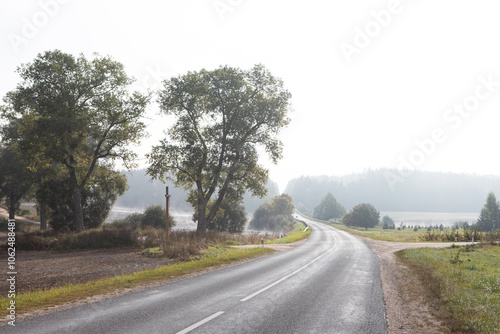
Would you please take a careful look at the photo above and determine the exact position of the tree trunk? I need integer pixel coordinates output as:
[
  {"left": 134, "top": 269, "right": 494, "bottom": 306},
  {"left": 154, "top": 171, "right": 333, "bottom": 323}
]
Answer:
[
  {"left": 39, "top": 199, "right": 47, "bottom": 231},
  {"left": 8, "top": 193, "right": 16, "bottom": 220},
  {"left": 196, "top": 201, "right": 208, "bottom": 234},
  {"left": 69, "top": 168, "right": 85, "bottom": 232}
]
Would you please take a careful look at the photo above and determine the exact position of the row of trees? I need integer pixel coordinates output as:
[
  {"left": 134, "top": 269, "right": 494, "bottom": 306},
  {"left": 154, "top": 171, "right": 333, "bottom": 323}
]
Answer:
[
  {"left": 286, "top": 171, "right": 500, "bottom": 214},
  {"left": 310, "top": 192, "right": 499, "bottom": 232},
  {"left": 1, "top": 50, "right": 292, "bottom": 233}
]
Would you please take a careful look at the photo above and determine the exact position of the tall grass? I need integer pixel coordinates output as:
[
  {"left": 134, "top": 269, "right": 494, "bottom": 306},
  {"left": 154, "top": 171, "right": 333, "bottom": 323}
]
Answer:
[{"left": 398, "top": 245, "right": 500, "bottom": 333}]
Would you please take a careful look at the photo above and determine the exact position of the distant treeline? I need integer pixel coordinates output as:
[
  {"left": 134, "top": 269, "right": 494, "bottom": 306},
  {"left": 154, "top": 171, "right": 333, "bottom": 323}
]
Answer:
[
  {"left": 285, "top": 169, "right": 500, "bottom": 215},
  {"left": 115, "top": 169, "right": 280, "bottom": 214}
]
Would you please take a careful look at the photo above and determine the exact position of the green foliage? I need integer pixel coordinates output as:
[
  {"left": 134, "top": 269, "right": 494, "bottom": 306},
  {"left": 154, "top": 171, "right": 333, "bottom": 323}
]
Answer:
[
  {"left": 312, "top": 192, "right": 346, "bottom": 220},
  {"left": 141, "top": 205, "right": 176, "bottom": 229},
  {"left": 109, "top": 205, "right": 176, "bottom": 230},
  {"left": 0, "top": 145, "right": 33, "bottom": 219},
  {"left": 2, "top": 50, "right": 149, "bottom": 231},
  {"left": 107, "top": 213, "right": 143, "bottom": 230},
  {"left": 207, "top": 201, "right": 247, "bottom": 233},
  {"left": 248, "top": 194, "right": 295, "bottom": 232},
  {"left": 342, "top": 203, "right": 380, "bottom": 229},
  {"left": 44, "top": 167, "right": 127, "bottom": 231},
  {"left": 147, "top": 64, "right": 291, "bottom": 233},
  {"left": 381, "top": 215, "right": 395, "bottom": 229},
  {"left": 476, "top": 192, "right": 500, "bottom": 232}
]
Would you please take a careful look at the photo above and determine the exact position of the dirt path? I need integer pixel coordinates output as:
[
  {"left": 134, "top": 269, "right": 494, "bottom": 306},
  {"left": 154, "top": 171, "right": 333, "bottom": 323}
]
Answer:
[
  {"left": 358, "top": 236, "right": 470, "bottom": 334},
  {"left": 0, "top": 207, "right": 40, "bottom": 224}
]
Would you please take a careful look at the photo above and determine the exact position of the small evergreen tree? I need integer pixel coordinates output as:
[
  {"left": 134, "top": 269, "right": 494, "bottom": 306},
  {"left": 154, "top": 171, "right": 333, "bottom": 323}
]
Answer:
[{"left": 476, "top": 192, "right": 500, "bottom": 232}]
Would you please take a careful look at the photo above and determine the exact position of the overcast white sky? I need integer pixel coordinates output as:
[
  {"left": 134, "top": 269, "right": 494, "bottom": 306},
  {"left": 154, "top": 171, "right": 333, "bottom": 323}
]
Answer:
[{"left": 1, "top": 0, "right": 500, "bottom": 192}]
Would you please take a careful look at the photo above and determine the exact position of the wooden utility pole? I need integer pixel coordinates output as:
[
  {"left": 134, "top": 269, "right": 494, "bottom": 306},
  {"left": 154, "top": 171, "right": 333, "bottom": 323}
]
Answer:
[{"left": 165, "top": 186, "right": 171, "bottom": 246}]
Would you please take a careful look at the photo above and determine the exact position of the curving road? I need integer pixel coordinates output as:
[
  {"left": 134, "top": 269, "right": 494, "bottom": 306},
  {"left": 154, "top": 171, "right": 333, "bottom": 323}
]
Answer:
[{"left": 5, "top": 216, "right": 386, "bottom": 334}]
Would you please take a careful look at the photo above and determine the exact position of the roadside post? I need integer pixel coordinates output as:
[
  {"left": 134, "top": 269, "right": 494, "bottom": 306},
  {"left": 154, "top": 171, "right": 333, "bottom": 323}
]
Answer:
[
  {"left": 261, "top": 238, "right": 264, "bottom": 248},
  {"left": 165, "top": 186, "right": 171, "bottom": 249},
  {"left": 280, "top": 234, "right": 283, "bottom": 244}
]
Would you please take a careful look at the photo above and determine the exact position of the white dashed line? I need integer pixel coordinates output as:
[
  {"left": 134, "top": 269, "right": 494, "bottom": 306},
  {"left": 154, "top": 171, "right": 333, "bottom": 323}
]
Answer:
[{"left": 176, "top": 311, "right": 225, "bottom": 334}]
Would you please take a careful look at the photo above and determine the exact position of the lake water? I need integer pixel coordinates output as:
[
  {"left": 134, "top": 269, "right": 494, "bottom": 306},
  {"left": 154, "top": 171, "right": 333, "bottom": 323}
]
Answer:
[
  {"left": 107, "top": 207, "right": 479, "bottom": 230},
  {"left": 105, "top": 206, "right": 197, "bottom": 230},
  {"left": 380, "top": 212, "right": 478, "bottom": 227}
]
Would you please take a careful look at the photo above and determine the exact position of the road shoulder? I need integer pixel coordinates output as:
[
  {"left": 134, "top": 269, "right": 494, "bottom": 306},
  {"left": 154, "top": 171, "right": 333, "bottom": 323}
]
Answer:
[{"left": 355, "top": 236, "right": 470, "bottom": 334}]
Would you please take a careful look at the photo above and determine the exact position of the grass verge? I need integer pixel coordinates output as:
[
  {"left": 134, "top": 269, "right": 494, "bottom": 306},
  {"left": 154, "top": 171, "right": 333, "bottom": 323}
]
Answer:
[
  {"left": 0, "top": 246, "right": 273, "bottom": 317},
  {"left": 330, "top": 224, "right": 430, "bottom": 242},
  {"left": 327, "top": 223, "right": 476, "bottom": 243},
  {"left": 397, "top": 244, "right": 500, "bottom": 333},
  {"left": 265, "top": 220, "right": 311, "bottom": 244}
]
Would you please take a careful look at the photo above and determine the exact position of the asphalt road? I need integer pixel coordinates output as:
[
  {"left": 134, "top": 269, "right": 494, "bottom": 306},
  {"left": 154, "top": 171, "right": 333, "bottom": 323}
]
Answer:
[{"left": 4, "top": 216, "right": 386, "bottom": 334}]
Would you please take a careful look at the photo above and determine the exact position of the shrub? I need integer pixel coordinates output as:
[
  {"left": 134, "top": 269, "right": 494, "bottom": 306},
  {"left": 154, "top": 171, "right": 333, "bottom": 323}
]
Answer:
[
  {"left": 107, "top": 206, "right": 176, "bottom": 230},
  {"left": 343, "top": 203, "right": 380, "bottom": 229},
  {"left": 248, "top": 194, "right": 295, "bottom": 232},
  {"left": 16, "top": 229, "right": 139, "bottom": 251},
  {"left": 207, "top": 201, "right": 247, "bottom": 233},
  {"left": 382, "top": 216, "right": 395, "bottom": 229},
  {"left": 107, "top": 213, "right": 143, "bottom": 230}
]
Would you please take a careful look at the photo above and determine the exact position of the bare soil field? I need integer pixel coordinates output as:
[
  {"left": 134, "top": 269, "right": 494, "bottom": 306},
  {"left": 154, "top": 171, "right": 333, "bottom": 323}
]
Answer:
[{"left": 0, "top": 248, "right": 176, "bottom": 296}]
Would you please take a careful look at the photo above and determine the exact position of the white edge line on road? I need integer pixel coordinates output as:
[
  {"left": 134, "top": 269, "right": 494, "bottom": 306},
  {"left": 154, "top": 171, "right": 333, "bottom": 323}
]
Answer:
[
  {"left": 176, "top": 311, "right": 225, "bottom": 334},
  {"left": 240, "top": 231, "right": 337, "bottom": 302}
]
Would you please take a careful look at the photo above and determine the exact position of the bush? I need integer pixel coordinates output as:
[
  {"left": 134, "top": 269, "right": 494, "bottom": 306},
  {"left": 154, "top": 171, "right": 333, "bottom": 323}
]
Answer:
[
  {"left": 248, "top": 194, "right": 295, "bottom": 232},
  {"left": 382, "top": 216, "right": 395, "bottom": 229},
  {"left": 19, "top": 208, "right": 32, "bottom": 216},
  {"left": 343, "top": 203, "right": 380, "bottom": 229},
  {"left": 107, "top": 205, "right": 176, "bottom": 230},
  {"left": 141, "top": 205, "right": 176, "bottom": 229},
  {"left": 107, "top": 212, "right": 143, "bottom": 230}
]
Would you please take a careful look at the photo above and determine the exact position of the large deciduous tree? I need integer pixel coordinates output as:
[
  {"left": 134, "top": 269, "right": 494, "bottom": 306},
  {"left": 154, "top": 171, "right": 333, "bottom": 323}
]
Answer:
[
  {"left": 312, "top": 192, "right": 346, "bottom": 220},
  {"left": 147, "top": 64, "right": 291, "bottom": 233},
  {"left": 1, "top": 50, "right": 149, "bottom": 231},
  {"left": 343, "top": 203, "right": 380, "bottom": 229}
]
